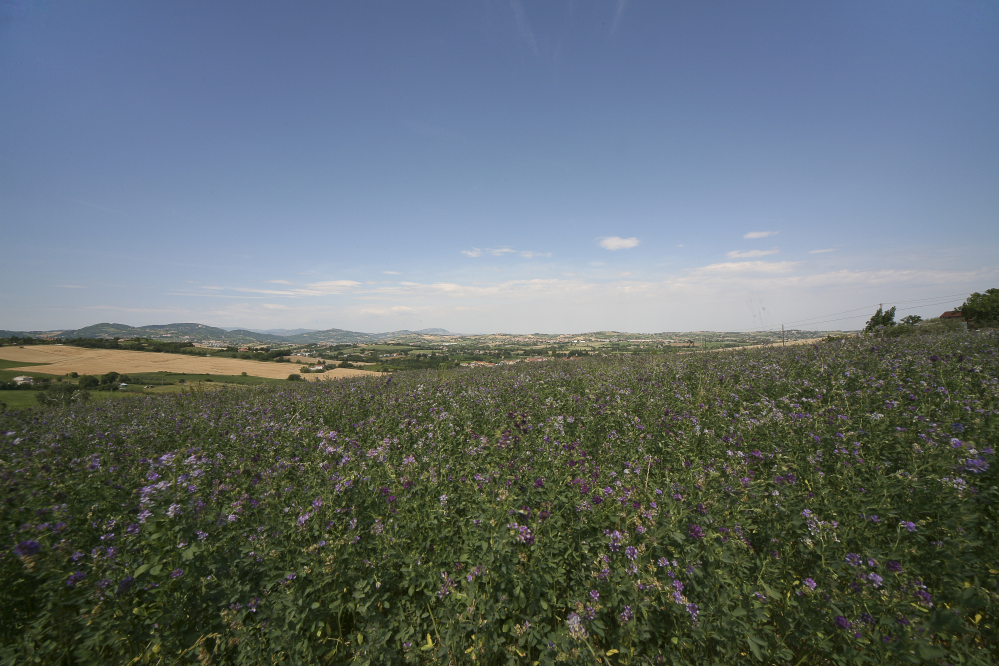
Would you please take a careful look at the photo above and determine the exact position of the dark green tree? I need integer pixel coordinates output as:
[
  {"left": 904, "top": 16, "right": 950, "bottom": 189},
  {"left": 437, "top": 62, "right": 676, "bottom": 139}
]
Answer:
[
  {"left": 78, "top": 375, "right": 99, "bottom": 389},
  {"left": 900, "top": 315, "right": 922, "bottom": 326},
  {"left": 865, "top": 306, "right": 896, "bottom": 332},
  {"left": 957, "top": 288, "right": 999, "bottom": 326}
]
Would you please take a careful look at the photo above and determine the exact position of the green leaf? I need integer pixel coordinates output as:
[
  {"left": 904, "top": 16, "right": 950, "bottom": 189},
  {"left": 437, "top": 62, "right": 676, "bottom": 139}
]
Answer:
[
  {"left": 747, "top": 638, "right": 763, "bottom": 661},
  {"left": 133, "top": 564, "right": 151, "bottom": 578}
]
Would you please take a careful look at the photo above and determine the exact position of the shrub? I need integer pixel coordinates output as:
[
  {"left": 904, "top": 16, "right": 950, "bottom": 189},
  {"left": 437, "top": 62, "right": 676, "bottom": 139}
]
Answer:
[
  {"left": 864, "top": 306, "right": 896, "bottom": 332},
  {"left": 959, "top": 288, "right": 999, "bottom": 328},
  {"left": 77, "top": 375, "right": 99, "bottom": 389},
  {"left": 35, "top": 383, "right": 91, "bottom": 407}
]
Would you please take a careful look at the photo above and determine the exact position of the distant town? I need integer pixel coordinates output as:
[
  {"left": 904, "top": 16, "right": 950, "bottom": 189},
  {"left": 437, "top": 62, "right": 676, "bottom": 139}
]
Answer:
[{"left": 0, "top": 321, "right": 852, "bottom": 375}]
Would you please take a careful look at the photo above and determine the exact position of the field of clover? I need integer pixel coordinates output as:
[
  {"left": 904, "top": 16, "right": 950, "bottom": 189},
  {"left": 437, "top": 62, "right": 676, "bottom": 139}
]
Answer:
[{"left": 1, "top": 332, "right": 997, "bottom": 665}]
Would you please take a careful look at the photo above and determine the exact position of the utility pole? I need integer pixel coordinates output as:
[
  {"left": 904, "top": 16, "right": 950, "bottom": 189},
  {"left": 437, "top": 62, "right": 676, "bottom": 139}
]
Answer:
[{"left": 782, "top": 324, "right": 785, "bottom": 347}]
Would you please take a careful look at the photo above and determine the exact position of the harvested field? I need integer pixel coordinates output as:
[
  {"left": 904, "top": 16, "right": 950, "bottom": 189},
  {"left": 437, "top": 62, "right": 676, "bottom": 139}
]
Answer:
[{"left": 0, "top": 345, "right": 380, "bottom": 381}]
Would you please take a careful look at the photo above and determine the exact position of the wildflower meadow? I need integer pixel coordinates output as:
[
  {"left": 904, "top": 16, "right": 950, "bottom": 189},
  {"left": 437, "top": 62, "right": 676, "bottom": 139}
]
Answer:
[{"left": 1, "top": 333, "right": 997, "bottom": 664}]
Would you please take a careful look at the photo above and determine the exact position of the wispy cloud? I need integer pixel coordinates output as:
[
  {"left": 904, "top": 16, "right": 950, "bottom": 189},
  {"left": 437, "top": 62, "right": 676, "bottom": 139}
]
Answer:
[
  {"left": 744, "top": 231, "right": 779, "bottom": 239},
  {"left": 462, "top": 247, "right": 547, "bottom": 258},
  {"left": 611, "top": 0, "right": 628, "bottom": 36},
  {"left": 382, "top": 271, "right": 401, "bottom": 275},
  {"left": 124, "top": 262, "right": 996, "bottom": 334},
  {"left": 809, "top": 248, "right": 835, "bottom": 254},
  {"left": 200, "top": 286, "right": 225, "bottom": 290},
  {"left": 599, "top": 236, "right": 640, "bottom": 250},
  {"left": 55, "top": 284, "right": 84, "bottom": 289},
  {"left": 510, "top": 0, "right": 538, "bottom": 55},
  {"left": 266, "top": 279, "right": 292, "bottom": 284},
  {"left": 211, "top": 280, "right": 365, "bottom": 297},
  {"left": 726, "top": 247, "right": 779, "bottom": 259},
  {"left": 695, "top": 261, "right": 801, "bottom": 274}
]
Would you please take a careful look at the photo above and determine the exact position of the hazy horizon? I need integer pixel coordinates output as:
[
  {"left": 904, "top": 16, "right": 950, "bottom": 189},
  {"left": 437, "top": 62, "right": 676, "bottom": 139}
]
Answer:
[{"left": 2, "top": 1, "right": 996, "bottom": 333}]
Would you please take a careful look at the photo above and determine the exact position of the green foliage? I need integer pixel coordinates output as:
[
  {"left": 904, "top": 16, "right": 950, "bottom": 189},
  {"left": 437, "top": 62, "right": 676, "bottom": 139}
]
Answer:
[
  {"left": 78, "top": 375, "right": 99, "bottom": 389},
  {"left": 864, "top": 306, "right": 896, "bottom": 332},
  {"left": 34, "top": 383, "right": 91, "bottom": 407},
  {"left": 287, "top": 373, "right": 304, "bottom": 381},
  {"left": 958, "top": 288, "right": 999, "bottom": 327},
  {"left": 1, "top": 332, "right": 997, "bottom": 664},
  {"left": 900, "top": 315, "right": 923, "bottom": 326}
]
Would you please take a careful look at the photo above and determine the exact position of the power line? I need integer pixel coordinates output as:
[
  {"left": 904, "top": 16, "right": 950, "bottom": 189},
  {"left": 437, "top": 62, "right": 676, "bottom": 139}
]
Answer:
[
  {"left": 778, "top": 300, "right": 963, "bottom": 330},
  {"left": 728, "top": 292, "right": 968, "bottom": 333},
  {"left": 779, "top": 293, "right": 968, "bottom": 327}
]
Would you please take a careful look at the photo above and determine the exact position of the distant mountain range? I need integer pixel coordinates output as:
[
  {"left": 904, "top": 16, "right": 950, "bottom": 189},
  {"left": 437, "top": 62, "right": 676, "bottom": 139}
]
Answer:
[
  {"left": 227, "top": 328, "right": 319, "bottom": 336},
  {"left": 0, "top": 323, "right": 458, "bottom": 345}
]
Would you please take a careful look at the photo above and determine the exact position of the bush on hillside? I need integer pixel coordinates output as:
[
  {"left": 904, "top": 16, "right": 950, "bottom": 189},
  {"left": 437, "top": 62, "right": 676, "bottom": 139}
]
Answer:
[{"left": 959, "top": 288, "right": 999, "bottom": 328}]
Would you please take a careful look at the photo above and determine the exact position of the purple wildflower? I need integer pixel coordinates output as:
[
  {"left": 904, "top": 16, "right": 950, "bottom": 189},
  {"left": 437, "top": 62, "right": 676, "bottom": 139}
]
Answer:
[
  {"left": 835, "top": 616, "right": 850, "bottom": 630},
  {"left": 619, "top": 606, "right": 633, "bottom": 623},
  {"left": 887, "top": 560, "right": 902, "bottom": 573},
  {"left": 170, "top": 568, "right": 183, "bottom": 579},
  {"left": 117, "top": 575, "right": 134, "bottom": 594},
  {"left": 14, "top": 540, "right": 41, "bottom": 557},
  {"left": 964, "top": 457, "right": 989, "bottom": 474},
  {"left": 845, "top": 553, "right": 862, "bottom": 567},
  {"left": 685, "top": 603, "right": 699, "bottom": 622},
  {"left": 688, "top": 524, "right": 704, "bottom": 540},
  {"left": 566, "top": 612, "right": 587, "bottom": 640},
  {"left": 625, "top": 546, "right": 638, "bottom": 561},
  {"left": 66, "top": 571, "right": 86, "bottom": 587}
]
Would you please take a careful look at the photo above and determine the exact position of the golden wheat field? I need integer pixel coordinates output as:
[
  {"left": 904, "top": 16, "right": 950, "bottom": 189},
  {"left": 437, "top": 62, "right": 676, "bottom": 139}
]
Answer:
[{"left": 0, "top": 345, "right": 380, "bottom": 381}]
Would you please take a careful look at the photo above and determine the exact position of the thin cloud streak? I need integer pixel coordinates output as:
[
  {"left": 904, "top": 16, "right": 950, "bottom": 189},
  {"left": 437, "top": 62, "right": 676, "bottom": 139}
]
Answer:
[
  {"left": 462, "top": 247, "right": 549, "bottom": 258},
  {"left": 726, "top": 247, "right": 779, "bottom": 259}
]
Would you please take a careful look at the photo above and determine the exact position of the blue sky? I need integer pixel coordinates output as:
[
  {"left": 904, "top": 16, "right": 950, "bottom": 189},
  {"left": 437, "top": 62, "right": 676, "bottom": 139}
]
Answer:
[{"left": 2, "top": 0, "right": 997, "bottom": 333}]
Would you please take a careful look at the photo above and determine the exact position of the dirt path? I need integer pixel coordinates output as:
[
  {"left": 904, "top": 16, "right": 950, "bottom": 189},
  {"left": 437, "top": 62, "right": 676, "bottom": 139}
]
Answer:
[{"left": 0, "top": 345, "right": 380, "bottom": 381}]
